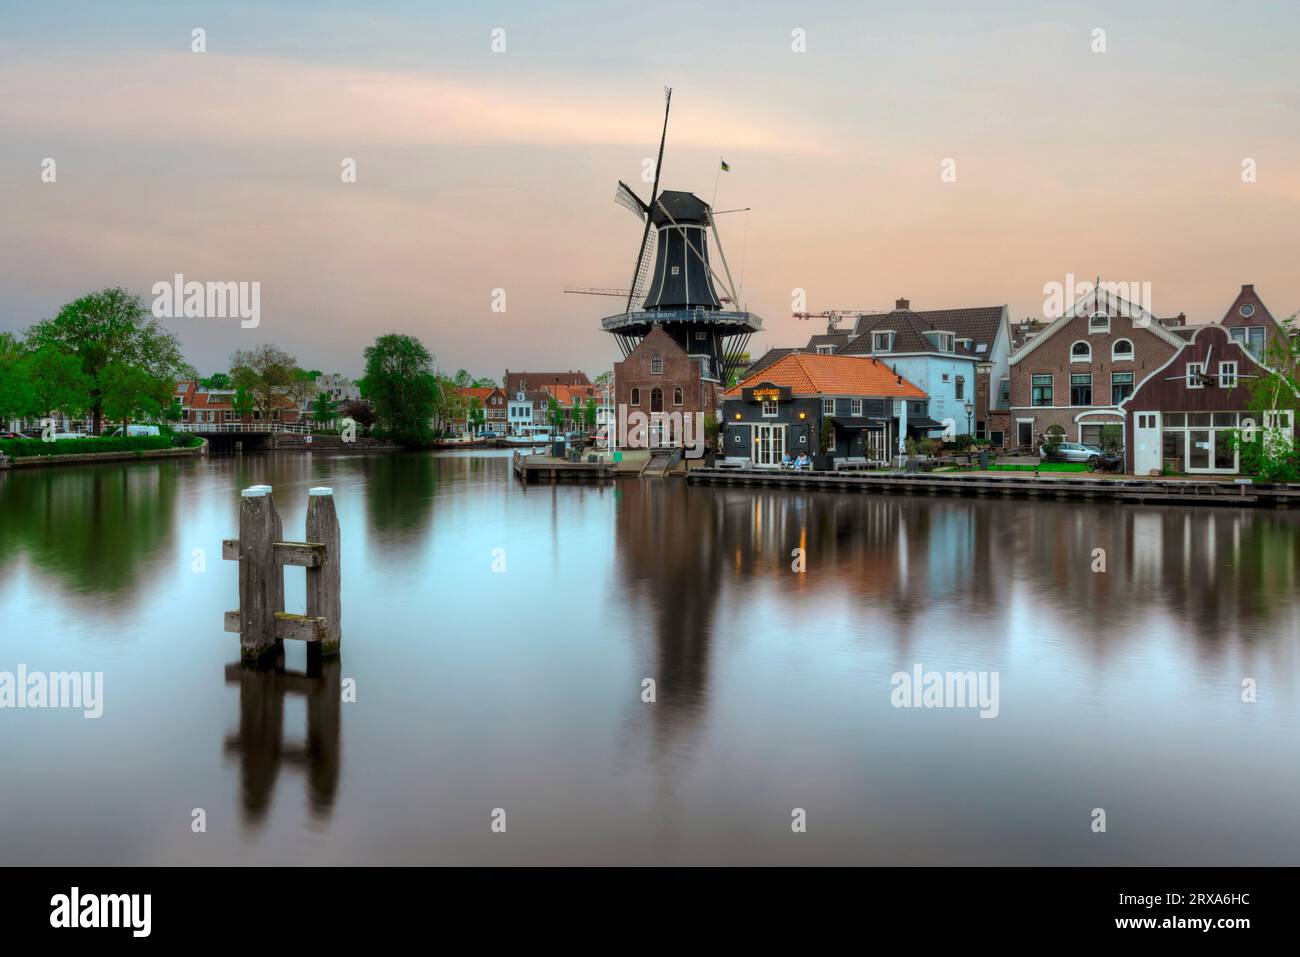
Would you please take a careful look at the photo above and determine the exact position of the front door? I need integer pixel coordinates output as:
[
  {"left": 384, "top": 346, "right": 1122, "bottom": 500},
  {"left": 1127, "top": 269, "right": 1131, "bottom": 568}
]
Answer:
[
  {"left": 753, "top": 424, "right": 786, "bottom": 466},
  {"left": 1016, "top": 420, "right": 1033, "bottom": 449},
  {"left": 1188, "top": 430, "right": 1212, "bottom": 471},
  {"left": 1134, "top": 412, "right": 1161, "bottom": 475}
]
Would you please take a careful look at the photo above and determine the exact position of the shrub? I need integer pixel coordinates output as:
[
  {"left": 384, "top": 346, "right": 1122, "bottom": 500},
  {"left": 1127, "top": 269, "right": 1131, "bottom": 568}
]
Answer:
[{"left": 0, "top": 435, "right": 197, "bottom": 458}]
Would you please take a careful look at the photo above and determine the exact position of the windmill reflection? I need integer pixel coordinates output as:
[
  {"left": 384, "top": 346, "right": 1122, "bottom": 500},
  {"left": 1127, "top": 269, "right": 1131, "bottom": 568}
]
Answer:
[{"left": 223, "top": 648, "right": 341, "bottom": 825}]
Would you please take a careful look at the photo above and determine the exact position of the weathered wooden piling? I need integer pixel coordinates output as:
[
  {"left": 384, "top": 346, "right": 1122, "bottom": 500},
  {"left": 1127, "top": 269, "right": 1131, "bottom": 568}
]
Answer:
[
  {"left": 305, "top": 487, "right": 342, "bottom": 655},
  {"left": 236, "top": 487, "right": 281, "bottom": 661},
  {"left": 223, "top": 485, "right": 342, "bottom": 661}
]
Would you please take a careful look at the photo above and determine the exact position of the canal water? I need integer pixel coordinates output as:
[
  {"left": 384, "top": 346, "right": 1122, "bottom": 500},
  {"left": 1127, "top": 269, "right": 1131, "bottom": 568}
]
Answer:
[{"left": 2, "top": 450, "right": 1298, "bottom": 865}]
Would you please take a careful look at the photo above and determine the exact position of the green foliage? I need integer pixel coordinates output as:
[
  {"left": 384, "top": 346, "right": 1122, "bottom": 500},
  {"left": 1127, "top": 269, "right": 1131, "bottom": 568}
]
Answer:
[
  {"left": 231, "top": 344, "right": 300, "bottom": 417},
  {"left": 0, "top": 434, "right": 198, "bottom": 458},
  {"left": 547, "top": 395, "right": 563, "bottom": 432},
  {"left": 312, "top": 390, "right": 339, "bottom": 426},
  {"left": 1224, "top": 426, "right": 1300, "bottom": 482},
  {"left": 0, "top": 332, "right": 33, "bottom": 424},
  {"left": 583, "top": 397, "right": 597, "bottom": 430},
  {"left": 1042, "top": 424, "right": 1065, "bottom": 459},
  {"left": 99, "top": 361, "right": 170, "bottom": 428},
  {"left": 200, "top": 372, "right": 231, "bottom": 389},
  {"left": 362, "top": 333, "right": 438, "bottom": 446},
  {"left": 818, "top": 416, "right": 833, "bottom": 454},
  {"left": 1099, "top": 423, "right": 1124, "bottom": 454},
  {"left": 467, "top": 397, "right": 485, "bottom": 431},
  {"left": 232, "top": 386, "right": 255, "bottom": 417},
  {"left": 25, "top": 346, "right": 88, "bottom": 420},
  {"left": 25, "top": 287, "right": 185, "bottom": 431}
]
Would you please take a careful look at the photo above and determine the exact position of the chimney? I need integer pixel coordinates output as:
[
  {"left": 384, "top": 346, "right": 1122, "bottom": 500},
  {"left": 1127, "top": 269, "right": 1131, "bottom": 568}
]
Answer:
[
  {"left": 1242, "top": 284, "right": 1254, "bottom": 291},
  {"left": 895, "top": 298, "right": 910, "bottom": 311}
]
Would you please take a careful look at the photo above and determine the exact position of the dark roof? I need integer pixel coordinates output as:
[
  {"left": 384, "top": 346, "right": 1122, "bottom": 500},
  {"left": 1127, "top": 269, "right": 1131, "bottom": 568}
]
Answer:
[
  {"left": 649, "top": 190, "right": 711, "bottom": 226},
  {"left": 805, "top": 333, "right": 853, "bottom": 353},
  {"left": 845, "top": 305, "right": 1004, "bottom": 358},
  {"left": 744, "top": 347, "right": 799, "bottom": 376},
  {"left": 505, "top": 370, "right": 591, "bottom": 392}
]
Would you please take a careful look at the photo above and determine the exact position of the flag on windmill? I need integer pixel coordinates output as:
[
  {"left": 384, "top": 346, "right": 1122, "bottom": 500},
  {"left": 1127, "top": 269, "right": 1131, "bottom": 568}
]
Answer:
[{"left": 719, "top": 159, "right": 731, "bottom": 172}]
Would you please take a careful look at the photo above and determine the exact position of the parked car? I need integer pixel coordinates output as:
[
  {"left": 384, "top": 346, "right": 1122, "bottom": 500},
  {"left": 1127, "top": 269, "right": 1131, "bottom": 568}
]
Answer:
[
  {"left": 1042, "top": 441, "right": 1101, "bottom": 463},
  {"left": 0, "top": 430, "right": 21, "bottom": 440},
  {"left": 110, "top": 424, "right": 160, "bottom": 438}
]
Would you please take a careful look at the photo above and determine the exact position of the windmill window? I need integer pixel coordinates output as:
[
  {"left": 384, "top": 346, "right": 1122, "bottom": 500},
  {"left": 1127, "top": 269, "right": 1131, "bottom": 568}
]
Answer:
[
  {"left": 1071, "top": 341, "right": 1091, "bottom": 362},
  {"left": 673, "top": 387, "right": 684, "bottom": 406},
  {"left": 650, "top": 356, "right": 663, "bottom": 374},
  {"left": 630, "top": 388, "right": 641, "bottom": 406},
  {"left": 670, "top": 266, "right": 680, "bottom": 275},
  {"left": 650, "top": 388, "right": 664, "bottom": 412},
  {"left": 695, "top": 330, "right": 707, "bottom": 340}
]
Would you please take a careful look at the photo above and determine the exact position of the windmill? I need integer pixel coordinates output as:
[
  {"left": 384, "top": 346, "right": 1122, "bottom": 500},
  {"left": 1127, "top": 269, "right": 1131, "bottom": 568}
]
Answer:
[{"left": 568, "top": 87, "right": 762, "bottom": 387}]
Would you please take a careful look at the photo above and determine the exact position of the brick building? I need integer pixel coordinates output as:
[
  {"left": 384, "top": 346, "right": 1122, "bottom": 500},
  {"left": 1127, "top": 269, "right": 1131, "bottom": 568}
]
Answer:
[
  {"left": 614, "top": 323, "right": 724, "bottom": 437},
  {"left": 1007, "top": 286, "right": 1185, "bottom": 452}
]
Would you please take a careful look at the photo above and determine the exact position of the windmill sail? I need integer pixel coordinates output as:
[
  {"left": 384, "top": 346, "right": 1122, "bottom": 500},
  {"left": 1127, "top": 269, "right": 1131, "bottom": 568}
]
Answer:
[
  {"left": 624, "top": 87, "right": 671, "bottom": 314},
  {"left": 614, "top": 181, "right": 648, "bottom": 221},
  {"left": 629, "top": 229, "right": 656, "bottom": 304}
]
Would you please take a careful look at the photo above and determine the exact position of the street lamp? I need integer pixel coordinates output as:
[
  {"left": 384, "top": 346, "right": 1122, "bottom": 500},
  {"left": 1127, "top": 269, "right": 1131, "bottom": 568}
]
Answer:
[{"left": 964, "top": 401, "right": 974, "bottom": 438}]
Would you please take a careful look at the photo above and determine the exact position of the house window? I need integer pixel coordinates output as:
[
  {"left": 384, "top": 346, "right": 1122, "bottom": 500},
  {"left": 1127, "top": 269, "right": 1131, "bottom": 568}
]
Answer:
[
  {"left": 1230, "top": 326, "right": 1266, "bottom": 359},
  {"left": 630, "top": 388, "right": 641, "bottom": 406},
  {"left": 872, "top": 331, "right": 893, "bottom": 352},
  {"left": 673, "top": 387, "right": 684, "bottom": 406},
  {"left": 1112, "top": 339, "right": 1133, "bottom": 361},
  {"left": 1071, "top": 341, "right": 1091, "bottom": 362},
  {"left": 1219, "top": 361, "right": 1238, "bottom": 389},
  {"left": 694, "top": 330, "right": 707, "bottom": 340},
  {"left": 851, "top": 398, "right": 863, "bottom": 416},
  {"left": 1240, "top": 303, "right": 1255, "bottom": 318},
  {"left": 650, "top": 356, "right": 663, "bottom": 374},
  {"left": 1186, "top": 362, "right": 1204, "bottom": 388},
  {"left": 997, "top": 378, "right": 1010, "bottom": 408},
  {"left": 954, "top": 376, "right": 965, "bottom": 401},
  {"left": 932, "top": 332, "right": 954, "bottom": 352},
  {"left": 762, "top": 399, "right": 779, "bottom": 417},
  {"left": 1070, "top": 373, "right": 1092, "bottom": 406},
  {"left": 1031, "top": 375, "right": 1053, "bottom": 407},
  {"left": 816, "top": 345, "right": 834, "bottom": 355},
  {"left": 822, "top": 397, "right": 834, "bottom": 414},
  {"left": 1089, "top": 313, "right": 1110, "bottom": 333},
  {"left": 670, "top": 266, "right": 679, "bottom": 275},
  {"left": 1111, "top": 372, "right": 1134, "bottom": 405}
]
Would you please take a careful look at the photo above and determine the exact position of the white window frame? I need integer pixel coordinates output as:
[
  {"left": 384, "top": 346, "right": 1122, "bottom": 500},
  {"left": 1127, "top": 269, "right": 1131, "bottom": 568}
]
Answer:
[
  {"left": 1186, "top": 362, "right": 1204, "bottom": 389},
  {"left": 1111, "top": 338, "right": 1134, "bottom": 361},
  {"left": 822, "top": 397, "right": 834, "bottom": 414},
  {"left": 762, "top": 399, "right": 779, "bottom": 417},
  {"left": 1070, "top": 340, "right": 1092, "bottom": 363},
  {"left": 816, "top": 345, "right": 834, "bottom": 355},
  {"left": 872, "top": 331, "right": 894, "bottom": 352},
  {"left": 1089, "top": 313, "right": 1110, "bottom": 334},
  {"left": 650, "top": 356, "right": 663, "bottom": 375},
  {"left": 1218, "top": 361, "right": 1237, "bottom": 389},
  {"left": 851, "top": 398, "right": 863, "bottom": 417}
]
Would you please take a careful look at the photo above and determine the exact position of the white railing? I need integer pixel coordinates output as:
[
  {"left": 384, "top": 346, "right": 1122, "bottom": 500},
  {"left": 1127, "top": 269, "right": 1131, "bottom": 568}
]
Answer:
[{"left": 172, "top": 421, "right": 313, "bottom": 434}]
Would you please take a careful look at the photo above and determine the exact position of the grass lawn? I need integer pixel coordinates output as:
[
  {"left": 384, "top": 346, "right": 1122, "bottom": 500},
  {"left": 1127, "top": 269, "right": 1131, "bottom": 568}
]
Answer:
[{"left": 943, "top": 462, "right": 1089, "bottom": 473}]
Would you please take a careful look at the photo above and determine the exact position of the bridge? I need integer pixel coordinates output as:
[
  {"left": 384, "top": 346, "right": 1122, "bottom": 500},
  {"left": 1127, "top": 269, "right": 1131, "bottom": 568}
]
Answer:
[{"left": 173, "top": 421, "right": 313, "bottom": 451}]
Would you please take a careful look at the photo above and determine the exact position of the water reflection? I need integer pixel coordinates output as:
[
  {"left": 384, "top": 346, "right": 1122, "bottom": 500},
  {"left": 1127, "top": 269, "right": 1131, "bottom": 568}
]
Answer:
[{"left": 223, "top": 649, "right": 342, "bottom": 826}]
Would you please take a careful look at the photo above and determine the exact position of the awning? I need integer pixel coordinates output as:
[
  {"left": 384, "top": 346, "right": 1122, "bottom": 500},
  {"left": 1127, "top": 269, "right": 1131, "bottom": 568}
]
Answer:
[
  {"left": 828, "top": 416, "right": 889, "bottom": 430},
  {"left": 905, "top": 417, "right": 945, "bottom": 431}
]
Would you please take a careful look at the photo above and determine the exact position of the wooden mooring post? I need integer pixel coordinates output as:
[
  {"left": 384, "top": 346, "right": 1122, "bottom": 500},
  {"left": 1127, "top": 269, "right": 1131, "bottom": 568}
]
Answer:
[{"left": 223, "top": 485, "right": 342, "bottom": 662}]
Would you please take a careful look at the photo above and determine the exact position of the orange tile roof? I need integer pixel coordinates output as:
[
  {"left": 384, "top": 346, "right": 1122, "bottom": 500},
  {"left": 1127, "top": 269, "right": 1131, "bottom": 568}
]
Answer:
[
  {"left": 456, "top": 387, "right": 496, "bottom": 401},
  {"left": 725, "top": 351, "right": 927, "bottom": 399}
]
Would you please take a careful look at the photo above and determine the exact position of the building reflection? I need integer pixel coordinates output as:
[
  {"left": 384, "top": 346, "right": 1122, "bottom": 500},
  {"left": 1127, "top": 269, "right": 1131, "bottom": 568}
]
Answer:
[
  {"left": 613, "top": 482, "right": 1300, "bottom": 707},
  {"left": 222, "top": 648, "right": 341, "bottom": 826}
]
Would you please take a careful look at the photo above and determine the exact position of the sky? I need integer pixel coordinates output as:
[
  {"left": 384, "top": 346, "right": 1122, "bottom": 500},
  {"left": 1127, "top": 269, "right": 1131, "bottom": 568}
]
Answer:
[{"left": 2, "top": 0, "right": 1298, "bottom": 381}]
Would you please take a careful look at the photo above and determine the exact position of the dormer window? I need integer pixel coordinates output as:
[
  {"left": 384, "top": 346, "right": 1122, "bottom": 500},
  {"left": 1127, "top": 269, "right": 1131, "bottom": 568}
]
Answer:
[
  {"left": 872, "top": 331, "right": 895, "bottom": 352},
  {"left": 1089, "top": 313, "right": 1110, "bottom": 334},
  {"left": 816, "top": 345, "right": 834, "bottom": 355},
  {"left": 927, "top": 332, "right": 955, "bottom": 352}
]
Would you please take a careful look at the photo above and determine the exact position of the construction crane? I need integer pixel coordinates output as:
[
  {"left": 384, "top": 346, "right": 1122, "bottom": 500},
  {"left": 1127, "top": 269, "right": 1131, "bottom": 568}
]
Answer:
[{"left": 792, "top": 309, "right": 886, "bottom": 333}]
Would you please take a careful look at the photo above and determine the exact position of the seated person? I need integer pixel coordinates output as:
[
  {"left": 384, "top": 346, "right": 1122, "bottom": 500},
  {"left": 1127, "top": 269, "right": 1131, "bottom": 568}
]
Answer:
[
  {"left": 780, "top": 452, "right": 794, "bottom": 469},
  {"left": 795, "top": 452, "right": 811, "bottom": 470}
]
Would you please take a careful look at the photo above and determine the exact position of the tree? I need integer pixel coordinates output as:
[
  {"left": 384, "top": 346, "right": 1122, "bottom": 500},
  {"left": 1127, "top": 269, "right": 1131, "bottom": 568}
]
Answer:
[
  {"left": 547, "top": 395, "right": 564, "bottom": 433},
  {"left": 201, "top": 372, "right": 232, "bottom": 390},
  {"left": 25, "top": 287, "right": 185, "bottom": 434},
  {"left": 467, "top": 397, "right": 485, "bottom": 434},
  {"left": 230, "top": 345, "right": 299, "bottom": 420},
  {"left": 583, "top": 397, "right": 597, "bottom": 431},
  {"left": 232, "top": 386, "right": 255, "bottom": 419},
  {"left": 340, "top": 399, "right": 376, "bottom": 433},
  {"left": 100, "top": 361, "right": 170, "bottom": 432},
  {"left": 0, "top": 333, "right": 33, "bottom": 427},
  {"left": 594, "top": 370, "right": 613, "bottom": 388},
  {"left": 312, "top": 391, "right": 339, "bottom": 429},
  {"left": 362, "top": 334, "right": 438, "bottom": 446},
  {"left": 25, "top": 346, "right": 88, "bottom": 425}
]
